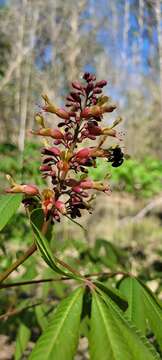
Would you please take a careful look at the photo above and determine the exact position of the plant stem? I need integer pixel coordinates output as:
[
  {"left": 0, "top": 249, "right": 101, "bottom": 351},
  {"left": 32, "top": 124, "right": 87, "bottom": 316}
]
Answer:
[
  {"left": 0, "top": 270, "right": 132, "bottom": 289},
  {"left": 0, "top": 243, "right": 37, "bottom": 284},
  {"left": 0, "top": 220, "right": 49, "bottom": 284},
  {"left": 54, "top": 256, "right": 82, "bottom": 278},
  {"left": 0, "top": 276, "right": 71, "bottom": 289}
]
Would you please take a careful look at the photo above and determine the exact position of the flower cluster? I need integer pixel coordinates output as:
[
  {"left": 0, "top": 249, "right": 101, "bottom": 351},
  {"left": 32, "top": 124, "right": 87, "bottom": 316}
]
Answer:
[{"left": 6, "top": 72, "right": 124, "bottom": 223}]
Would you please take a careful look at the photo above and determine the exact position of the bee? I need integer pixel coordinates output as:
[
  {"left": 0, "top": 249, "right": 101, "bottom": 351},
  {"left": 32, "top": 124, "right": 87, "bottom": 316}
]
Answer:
[{"left": 108, "top": 145, "right": 124, "bottom": 167}]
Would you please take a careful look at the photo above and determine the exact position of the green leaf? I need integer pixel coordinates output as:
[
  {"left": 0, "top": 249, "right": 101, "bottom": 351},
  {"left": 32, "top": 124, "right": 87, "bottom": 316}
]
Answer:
[
  {"left": 90, "top": 291, "right": 160, "bottom": 360},
  {"left": 29, "top": 287, "right": 83, "bottom": 360},
  {"left": 119, "top": 277, "right": 147, "bottom": 334},
  {"left": 30, "top": 208, "right": 52, "bottom": 241},
  {"left": 31, "top": 219, "right": 71, "bottom": 277},
  {"left": 15, "top": 322, "right": 31, "bottom": 360},
  {"left": 0, "top": 194, "right": 22, "bottom": 231},
  {"left": 95, "top": 281, "right": 128, "bottom": 311},
  {"left": 119, "top": 277, "right": 162, "bottom": 349}
]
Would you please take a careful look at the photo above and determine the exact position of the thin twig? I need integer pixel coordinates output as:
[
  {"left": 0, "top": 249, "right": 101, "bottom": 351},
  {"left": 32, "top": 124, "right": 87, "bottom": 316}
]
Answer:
[
  {"left": 0, "top": 302, "right": 41, "bottom": 321},
  {"left": 0, "top": 270, "right": 132, "bottom": 289},
  {"left": 0, "top": 276, "right": 71, "bottom": 289}
]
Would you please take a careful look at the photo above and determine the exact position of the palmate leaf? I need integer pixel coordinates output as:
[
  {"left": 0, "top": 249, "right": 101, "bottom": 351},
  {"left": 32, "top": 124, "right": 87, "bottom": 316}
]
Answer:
[
  {"left": 90, "top": 290, "right": 160, "bottom": 360},
  {"left": 0, "top": 194, "right": 22, "bottom": 231},
  {"left": 119, "top": 276, "right": 162, "bottom": 349},
  {"left": 29, "top": 287, "right": 83, "bottom": 360}
]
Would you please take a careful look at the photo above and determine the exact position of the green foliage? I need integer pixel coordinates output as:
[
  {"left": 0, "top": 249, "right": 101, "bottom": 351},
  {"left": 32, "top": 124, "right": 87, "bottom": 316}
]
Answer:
[
  {"left": 29, "top": 287, "right": 83, "bottom": 360},
  {"left": 15, "top": 322, "right": 31, "bottom": 360},
  {"left": 0, "top": 141, "right": 44, "bottom": 187},
  {"left": 119, "top": 277, "right": 162, "bottom": 349},
  {"left": 0, "top": 193, "right": 22, "bottom": 231},
  {"left": 89, "top": 157, "right": 162, "bottom": 198},
  {"left": 90, "top": 290, "right": 160, "bottom": 360}
]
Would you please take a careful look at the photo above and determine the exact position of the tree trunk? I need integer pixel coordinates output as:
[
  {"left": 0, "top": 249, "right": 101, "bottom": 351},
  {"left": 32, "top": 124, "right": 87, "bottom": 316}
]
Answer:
[{"left": 155, "top": 0, "right": 162, "bottom": 109}]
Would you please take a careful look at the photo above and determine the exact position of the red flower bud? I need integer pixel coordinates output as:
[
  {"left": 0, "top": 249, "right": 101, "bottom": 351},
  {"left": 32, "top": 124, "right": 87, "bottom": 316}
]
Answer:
[
  {"left": 31, "top": 128, "right": 64, "bottom": 140},
  {"left": 81, "top": 106, "right": 102, "bottom": 118},
  {"left": 55, "top": 200, "right": 67, "bottom": 214},
  {"left": 54, "top": 108, "right": 70, "bottom": 120},
  {"left": 75, "top": 148, "right": 92, "bottom": 159},
  {"left": 6, "top": 184, "right": 39, "bottom": 196},
  {"left": 42, "top": 95, "right": 70, "bottom": 119},
  {"left": 72, "top": 186, "right": 82, "bottom": 193},
  {"left": 79, "top": 179, "right": 94, "bottom": 189}
]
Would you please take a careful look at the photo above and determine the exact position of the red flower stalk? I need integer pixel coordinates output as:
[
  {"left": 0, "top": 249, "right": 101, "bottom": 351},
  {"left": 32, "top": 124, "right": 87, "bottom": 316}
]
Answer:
[{"left": 6, "top": 72, "right": 124, "bottom": 222}]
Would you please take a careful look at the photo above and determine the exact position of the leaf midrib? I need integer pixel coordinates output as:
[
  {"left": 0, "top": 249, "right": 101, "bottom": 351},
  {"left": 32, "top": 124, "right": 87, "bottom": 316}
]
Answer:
[{"left": 95, "top": 293, "right": 116, "bottom": 360}]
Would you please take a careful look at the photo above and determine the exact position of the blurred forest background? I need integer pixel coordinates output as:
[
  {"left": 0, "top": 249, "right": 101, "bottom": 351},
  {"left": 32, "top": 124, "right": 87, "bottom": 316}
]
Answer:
[{"left": 1, "top": 0, "right": 162, "bottom": 359}]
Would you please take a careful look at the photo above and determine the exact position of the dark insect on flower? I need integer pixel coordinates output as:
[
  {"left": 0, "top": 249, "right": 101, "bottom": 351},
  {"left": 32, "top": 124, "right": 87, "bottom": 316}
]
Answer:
[{"left": 107, "top": 146, "right": 124, "bottom": 167}]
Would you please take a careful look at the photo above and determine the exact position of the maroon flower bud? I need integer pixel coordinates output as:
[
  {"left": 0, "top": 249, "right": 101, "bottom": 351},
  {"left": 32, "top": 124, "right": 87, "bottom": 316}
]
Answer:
[
  {"left": 42, "top": 147, "right": 61, "bottom": 157},
  {"left": 70, "top": 92, "right": 81, "bottom": 102},
  {"left": 87, "top": 124, "right": 102, "bottom": 136},
  {"left": 95, "top": 80, "right": 107, "bottom": 88},
  {"left": 72, "top": 81, "right": 83, "bottom": 91},
  {"left": 86, "top": 82, "right": 94, "bottom": 92},
  {"left": 40, "top": 165, "right": 52, "bottom": 172},
  {"left": 54, "top": 139, "right": 63, "bottom": 145},
  {"left": 66, "top": 95, "right": 75, "bottom": 102},
  {"left": 83, "top": 72, "right": 91, "bottom": 80},
  {"left": 93, "top": 87, "right": 102, "bottom": 94},
  {"left": 88, "top": 74, "right": 96, "bottom": 82},
  {"left": 42, "top": 157, "right": 54, "bottom": 164}
]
